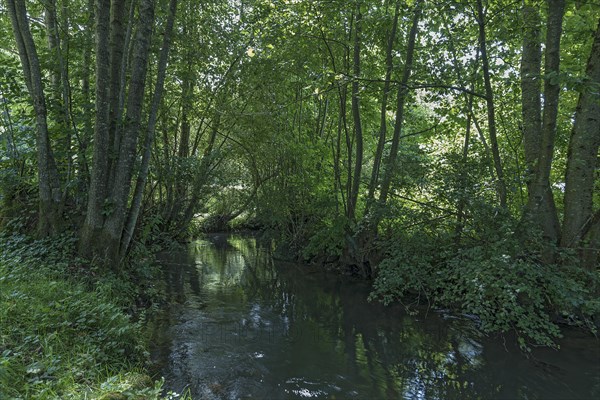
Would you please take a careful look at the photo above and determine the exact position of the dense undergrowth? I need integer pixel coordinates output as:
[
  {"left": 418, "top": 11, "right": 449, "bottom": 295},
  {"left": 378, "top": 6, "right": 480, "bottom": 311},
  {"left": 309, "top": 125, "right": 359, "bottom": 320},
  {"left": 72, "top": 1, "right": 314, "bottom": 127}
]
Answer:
[
  {"left": 369, "top": 229, "right": 600, "bottom": 350},
  {"left": 0, "top": 228, "right": 185, "bottom": 399}
]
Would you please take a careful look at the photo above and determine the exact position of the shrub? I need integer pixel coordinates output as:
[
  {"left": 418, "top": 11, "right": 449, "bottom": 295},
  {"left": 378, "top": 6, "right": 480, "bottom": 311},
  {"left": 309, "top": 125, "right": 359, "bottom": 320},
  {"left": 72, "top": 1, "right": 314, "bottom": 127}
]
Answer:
[{"left": 370, "top": 231, "right": 600, "bottom": 349}]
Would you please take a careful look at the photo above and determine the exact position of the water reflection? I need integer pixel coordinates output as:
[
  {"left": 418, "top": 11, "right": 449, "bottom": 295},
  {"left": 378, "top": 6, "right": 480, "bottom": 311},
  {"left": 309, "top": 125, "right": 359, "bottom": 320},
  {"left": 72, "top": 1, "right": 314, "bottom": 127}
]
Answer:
[{"left": 150, "top": 234, "right": 599, "bottom": 399}]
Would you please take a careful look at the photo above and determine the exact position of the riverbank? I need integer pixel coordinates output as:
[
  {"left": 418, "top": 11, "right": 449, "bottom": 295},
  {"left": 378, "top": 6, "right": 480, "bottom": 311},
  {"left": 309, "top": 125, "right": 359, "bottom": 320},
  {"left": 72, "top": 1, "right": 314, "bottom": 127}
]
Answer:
[{"left": 0, "top": 233, "right": 186, "bottom": 399}]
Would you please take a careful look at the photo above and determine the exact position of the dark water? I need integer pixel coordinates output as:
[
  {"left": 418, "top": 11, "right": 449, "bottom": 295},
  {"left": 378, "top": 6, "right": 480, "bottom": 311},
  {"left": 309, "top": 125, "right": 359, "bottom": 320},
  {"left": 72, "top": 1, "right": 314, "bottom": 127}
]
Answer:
[{"left": 149, "top": 234, "right": 600, "bottom": 399}]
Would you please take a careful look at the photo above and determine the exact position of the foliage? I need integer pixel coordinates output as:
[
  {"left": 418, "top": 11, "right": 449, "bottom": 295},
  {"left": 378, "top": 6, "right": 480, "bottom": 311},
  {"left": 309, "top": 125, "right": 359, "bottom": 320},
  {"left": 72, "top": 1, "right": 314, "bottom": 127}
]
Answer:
[
  {"left": 370, "top": 221, "right": 600, "bottom": 349},
  {"left": 301, "top": 215, "right": 349, "bottom": 260},
  {"left": 0, "top": 232, "right": 174, "bottom": 399},
  {"left": 0, "top": 0, "right": 598, "bottom": 359}
]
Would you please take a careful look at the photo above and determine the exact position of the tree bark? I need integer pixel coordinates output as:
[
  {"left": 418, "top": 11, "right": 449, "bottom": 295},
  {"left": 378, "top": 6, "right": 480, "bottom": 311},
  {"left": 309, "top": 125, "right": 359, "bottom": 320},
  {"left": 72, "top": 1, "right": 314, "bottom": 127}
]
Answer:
[
  {"left": 561, "top": 18, "right": 600, "bottom": 268},
  {"left": 476, "top": 0, "right": 507, "bottom": 209},
  {"left": 523, "top": 0, "right": 565, "bottom": 253},
  {"left": 122, "top": 0, "right": 178, "bottom": 256},
  {"left": 102, "top": 0, "right": 155, "bottom": 264},
  {"left": 521, "top": 2, "right": 543, "bottom": 186},
  {"left": 379, "top": 1, "right": 421, "bottom": 205},
  {"left": 107, "top": 0, "right": 131, "bottom": 186},
  {"left": 7, "top": 0, "right": 63, "bottom": 236},
  {"left": 177, "top": 108, "right": 220, "bottom": 235},
  {"left": 46, "top": 0, "right": 75, "bottom": 208},
  {"left": 77, "top": 0, "right": 95, "bottom": 191},
  {"left": 80, "top": 0, "right": 112, "bottom": 258},
  {"left": 348, "top": 3, "right": 363, "bottom": 221},
  {"left": 367, "top": 0, "right": 400, "bottom": 206}
]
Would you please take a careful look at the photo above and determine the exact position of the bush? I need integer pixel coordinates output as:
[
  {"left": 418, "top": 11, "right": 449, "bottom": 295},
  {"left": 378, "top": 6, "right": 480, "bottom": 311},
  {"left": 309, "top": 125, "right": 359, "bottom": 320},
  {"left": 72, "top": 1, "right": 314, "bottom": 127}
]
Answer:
[{"left": 370, "top": 231, "right": 600, "bottom": 350}]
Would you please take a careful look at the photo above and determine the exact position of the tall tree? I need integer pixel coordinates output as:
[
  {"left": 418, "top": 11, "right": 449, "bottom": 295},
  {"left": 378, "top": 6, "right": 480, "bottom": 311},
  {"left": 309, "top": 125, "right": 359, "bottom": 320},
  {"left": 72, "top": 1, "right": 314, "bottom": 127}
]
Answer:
[
  {"left": 521, "top": 0, "right": 565, "bottom": 257},
  {"left": 521, "top": 1, "right": 543, "bottom": 209},
  {"left": 122, "top": 0, "right": 178, "bottom": 256},
  {"left": 6, "top": 0, "right": 63, "bottom": 235},
  {"left": 367, "top": 0, "right": 400, "bottom": 206},
  {"left": 80, "top": 0, "right": 157, "bottom": 264},
  {"left": 348, "top": 2, "right": 363, "bottom": 221},
  {"left": 561, "top": 18, "right": 600, "bottom": 268},
  {"left": 476, "top": 0, "right": 507, "bottom": 209},
  {"left": 378, "top": 1, "right": 421, "bottom": 206}
]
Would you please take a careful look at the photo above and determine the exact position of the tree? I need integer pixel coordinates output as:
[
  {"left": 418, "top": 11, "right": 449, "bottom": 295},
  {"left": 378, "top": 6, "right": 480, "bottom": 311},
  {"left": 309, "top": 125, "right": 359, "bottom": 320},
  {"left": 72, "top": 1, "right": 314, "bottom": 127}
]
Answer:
[
  {"left": 378, "top": 0, "right": 421, "bottom": 206},
  {"left": 6, "top": 0, "right": 63, "bottom": 236},
  {"left": 79, "top": 0, "right": 157, "bottom": 264},
  {"left": 476, "top": 0, "right": 507, "bottom": 209},
  {"left": 561, "top": 18, "right": 600, "bottom": 268},
  {"left": 520, "top": 0, "right": 565, "bottom": 257}
]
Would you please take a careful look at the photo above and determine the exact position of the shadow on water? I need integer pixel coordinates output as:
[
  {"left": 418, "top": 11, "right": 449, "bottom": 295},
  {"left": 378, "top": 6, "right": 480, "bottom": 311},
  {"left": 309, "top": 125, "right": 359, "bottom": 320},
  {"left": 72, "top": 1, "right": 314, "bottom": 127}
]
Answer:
[{"left": 148, "top": 234, "right": 600, "bottom": 399}]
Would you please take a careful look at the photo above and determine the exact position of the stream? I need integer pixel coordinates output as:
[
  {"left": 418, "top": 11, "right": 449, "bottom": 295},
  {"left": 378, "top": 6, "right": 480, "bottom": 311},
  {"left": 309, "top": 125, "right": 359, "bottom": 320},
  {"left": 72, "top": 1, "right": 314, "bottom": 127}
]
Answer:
[{"left": 149, "top": 234, "right": 600, "bottom": 399}]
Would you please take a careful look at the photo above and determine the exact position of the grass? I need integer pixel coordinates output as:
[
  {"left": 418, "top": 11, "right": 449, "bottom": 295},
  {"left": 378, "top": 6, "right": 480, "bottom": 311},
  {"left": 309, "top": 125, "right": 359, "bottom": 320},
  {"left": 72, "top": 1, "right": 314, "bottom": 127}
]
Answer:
[{"left": 0, "top": 232, "right": 187, "bottom": 399}]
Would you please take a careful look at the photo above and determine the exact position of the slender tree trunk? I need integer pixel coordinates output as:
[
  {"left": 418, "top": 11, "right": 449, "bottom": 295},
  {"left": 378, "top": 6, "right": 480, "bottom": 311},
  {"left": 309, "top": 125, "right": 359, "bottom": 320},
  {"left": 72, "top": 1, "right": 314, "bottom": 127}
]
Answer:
[
  {"left": 170, "top": 68, "right": 194, "bottom": 218},
  {"left": 47, "top": 0, "right": 74, "bottom": 208},
  {"left": 7, "top": 0, "right": 63, "bottom": 236},
  {"left": 442, "top": 10, "right": 480, "bottom": 245},
  {"left": 523, "top": 0, "right": 564, "bottom": 254},
  {"left": 334, "top": 108, "right": 347, "bottom": 215},
  {"left": 471, "top": 111, "right": 496, "bottom": 183},
  {"left": 367, "top": 0, "right": 400, "bottom": 206},
  {"left": 107, "top": 0, "right": 131, "bottom": 186},
  {"left": 379, "top": 1, "right": 421, "bottom": 205},
  {"left": 476, "top": 0, "right": 507, "bottom": 209},
  {"left": 348, "top": 3, "right": 363, "bottom": 221},
  {"left": 521, "top": 2, "right": 543, "bottom": 191},
  {"left": 122, "top": 0, "right": 177, "bottom": 256},
  {"left": 45, "top": 0, "right": 61, "bottom": 106},
  {"left": 455, "top": 92, "right": 475, "bottom": 245},
  {"left": 177, "top": 109, "right": 220, "bottom": 234},
  {"left": 77, "top": 0, "right": 95, "bottom": 192},
  {"left": 80, "top": 0, "right": 112, "bottom": 258},
  {"left": 561, "top": 18, "right": 600, "bottom": 268}
]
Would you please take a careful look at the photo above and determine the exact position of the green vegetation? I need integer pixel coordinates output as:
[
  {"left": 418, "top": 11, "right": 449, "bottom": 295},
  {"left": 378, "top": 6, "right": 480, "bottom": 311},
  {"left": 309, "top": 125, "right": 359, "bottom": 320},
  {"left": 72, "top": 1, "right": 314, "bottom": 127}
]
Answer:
[
  {"left": 0, "top": 232, "right": 177, "bottom": 399},
  {"left": 369, "top": 225, "right": 600, "bottom": 349},
  {"left": 0, "top": 1, "right": 599, "bottom": 392}
]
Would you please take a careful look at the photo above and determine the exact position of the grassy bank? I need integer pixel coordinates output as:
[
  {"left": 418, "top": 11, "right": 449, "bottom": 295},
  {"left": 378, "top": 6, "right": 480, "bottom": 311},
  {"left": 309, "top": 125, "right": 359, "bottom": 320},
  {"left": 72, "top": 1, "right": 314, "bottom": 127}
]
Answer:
[{"left": 0, "top": 232, "right": 178, "bottom": 399}]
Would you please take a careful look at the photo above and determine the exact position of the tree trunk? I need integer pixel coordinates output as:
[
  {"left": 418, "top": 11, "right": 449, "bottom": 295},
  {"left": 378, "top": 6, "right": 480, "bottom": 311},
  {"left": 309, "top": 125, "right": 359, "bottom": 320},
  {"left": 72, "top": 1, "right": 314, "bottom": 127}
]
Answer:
[
  {"left": 107, "top": 0, "right": 131, "bottom": 186},
  {"left": 80, "top": 0, "right": 112, "bottom": 258},
  {"left": 442, "top": 10, "right": 480, "bottom": 245},
  {"left": 77, "top": 0, "right": 95, "bottom": 193},
  {"left": 523, "top": 0, "right": 565, "bottom": 255},
  {"left": 7, "top": 0, "right": 63, "bottom": 236},
  {"left": 102, "top": 0, "right": 155, "bottom": 264},
  {"left": 122, "top": 0, "right": 178, "bottom": 256},
  {"left": 120, "top": 0, "right": 177, "bottom": 255},
  {"left": 521, "top": 2, "right": 542, "bottom": 189},
  {"left": 379, "top": 1, "right": 421, "bottom": 205},
  {"left": 561, "top": 18, "right": 600, "bottom": 268},
  {"left": 46, "top": 0, "right": 75, "bottom": 209},
  {"left": 177, "top": 109, "right": 220, "bottom": 235},
  {"left": 476, "top": 0, "right": 507, "bottom": 209},
  {"left": 367, "top": 0, "right": 400, "bottom": 206},
  {"left": 348, "top": 3, "right": 363, "bottom": 221}
]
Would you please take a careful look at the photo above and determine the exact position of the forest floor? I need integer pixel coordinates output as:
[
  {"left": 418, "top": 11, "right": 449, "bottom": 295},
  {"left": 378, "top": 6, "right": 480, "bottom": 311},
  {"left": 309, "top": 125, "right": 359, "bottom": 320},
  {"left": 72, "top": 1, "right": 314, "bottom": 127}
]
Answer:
[{"left": 0, "top": 232, "right": 186, "bottom": 399}]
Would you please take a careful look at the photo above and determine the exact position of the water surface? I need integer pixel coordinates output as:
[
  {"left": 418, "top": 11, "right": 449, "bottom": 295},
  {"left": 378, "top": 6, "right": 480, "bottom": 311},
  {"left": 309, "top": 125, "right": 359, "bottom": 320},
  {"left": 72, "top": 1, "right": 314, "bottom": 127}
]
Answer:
[{"left": 149, "top": 234, "right": 600, "bottom": 399}]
